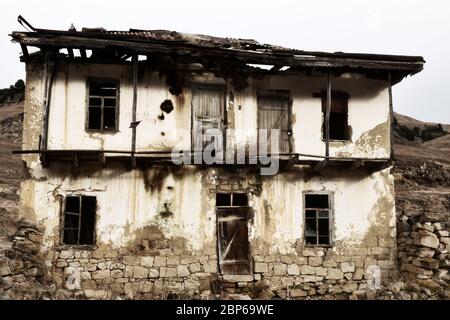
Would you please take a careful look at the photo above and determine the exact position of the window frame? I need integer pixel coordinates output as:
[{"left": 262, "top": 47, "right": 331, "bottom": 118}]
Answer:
[
  {"left": 60, "top": 194, "right": 97, "bottom": 247},
  {"left": 85, "top": 77, "right": 120, "bottom": 133},
  {"left": 302, "top": 191, "right": 334, "bottom": 247}
]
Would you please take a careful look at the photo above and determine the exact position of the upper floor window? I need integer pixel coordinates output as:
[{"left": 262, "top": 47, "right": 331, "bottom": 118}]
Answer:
[
  {"left": 257, "top": 91, "right": 292, "bottom": 153},
  {"left": 320, "top": 92, "right": 349, "bottom": 141},
  {"left": 87, "top": 79, "right": 119, "bottom": 132},
  {"left": 304, "top": 193, "right": 332, "bottom": 246}
]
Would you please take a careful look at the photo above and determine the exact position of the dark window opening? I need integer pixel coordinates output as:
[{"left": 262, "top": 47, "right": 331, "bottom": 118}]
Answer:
[
  {"left": 216, "top": 192, "right": 250, "bottom": 275},
  {"left": 304, "top": 194, "right": 331, "bottom": 246},
  {"left": 305, "top": 194, "right": 329, "bottom": 208},
  {"left": 216, "top": 193, "right": 231, "bottom": 206},
  {"left": 62, "top": 196, "right": 96, "bottom": 245},
  {"left": 87, "top": 80, "right": 118, "bottom": 132},
  {"left": 321, "top": 94, "right": 349, "bottom": 140},
  {"left": 233, "top": 193, "right": 248, "bottom": 206},
  {"left": 216, "top": 193, "right": 248, "bottom": 207}
]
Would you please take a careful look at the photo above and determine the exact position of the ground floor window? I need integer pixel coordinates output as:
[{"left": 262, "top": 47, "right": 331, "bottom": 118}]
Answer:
[
  {"left": 62, "top": 195, "right": 96, "bottom": 245},
  {"left": 304, "top": 193, "right": 332, "bottom": 246},
  {"left": 216, "top": 193, "right": 251, "bottom": 275}
]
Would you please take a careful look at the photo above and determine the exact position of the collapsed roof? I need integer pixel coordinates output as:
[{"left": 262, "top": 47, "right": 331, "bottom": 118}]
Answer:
[{"left": 10, "top": 18, "right": 424, "bottom": 84}]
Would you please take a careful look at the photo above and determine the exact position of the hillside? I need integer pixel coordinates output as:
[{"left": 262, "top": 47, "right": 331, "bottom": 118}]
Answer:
[
  {"left": 0, "top": 101, "right": 23, "bottom": 252},
  {"left": 394, "top": 112, "right": 450, "bottom": 164}
]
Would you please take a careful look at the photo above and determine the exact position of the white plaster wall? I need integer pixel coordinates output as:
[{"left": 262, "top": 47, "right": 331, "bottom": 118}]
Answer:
[
  {"left": 250, "top": 167, "right": 395, "bottom": 254},
  {"left": 25, "top": 163, "right": 394, "bottom": 254},
  {"left": 45, "top": 63, "right": 390, "bottom": 159}
]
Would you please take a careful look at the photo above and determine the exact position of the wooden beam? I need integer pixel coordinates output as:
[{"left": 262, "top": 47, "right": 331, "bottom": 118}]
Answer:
[
  {"left": 41, "top": 57, "right": 58, "bottom": 151},
  {"left": 325, "top": 73, "right": 331, "bottom": 157},
  {"left": 80, "top": 48, "right": 87, "bottom": 59},
  {"left": 131, "top": 54, "right": 138, "bottom": 168},
  {"left": 350, "top": 159, "right": 364, "bottom": 169},
  {"left": 20, "top": 44, "right": 29, "bottom": 60},
  {"left": 72, "top": 153, "right": 79, "bottom": 169},
  {"left": 312, "top": 159, "right": 328, "bottom": 172},
  {"left": 68, "top": 48, "right": 74, "bottom": 59},
  {"left": 270, "top": 65, "right": 282, "bottom": 72},
  {"left": 40, "top": 53, "right": 50, "bottom": 151},
  {"left": 99, "top": 153, "right": 106, "bottom": 167},
  {"left": 388, "top": 73, "right": 394, "bottom": 159}
]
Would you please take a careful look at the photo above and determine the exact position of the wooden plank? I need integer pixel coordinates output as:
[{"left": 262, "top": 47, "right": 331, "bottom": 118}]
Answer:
[
  {"left": 99, "top": 152, "right": 106, "bottom": 167},
  {"left": 80, "top": 48, "right": 87, "bottom": 59},
  {"left": 131, "top": 54, "right": 138, "bottom": 168},
  {"left": 39, "top": 53, "right": 49, "bottom": 151},
  {"left": 388, "top": 73, "right": 394, "bottom": 159},
  {"left": 325, "top": 73, "right": 331, "bottom": 157},
  {"left": 221, "top": 260, "right": 249, "bottom": 264},
  {"left": 217, "top": 215, "right": 247, "bottom": 222},
  {"left": 72, "top": 153, "right": 79, "bottom": 169},
  {"left": 20, "top": 44, "right": 29, "bottom": 59},
  {"left": 77, "top": 195, "right": 82, "bottom": 245}
]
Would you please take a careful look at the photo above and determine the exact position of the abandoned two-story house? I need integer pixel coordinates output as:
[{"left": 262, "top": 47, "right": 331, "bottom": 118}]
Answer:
[{"left": 10, "top": 19, "right": 424, "bottom": 299}]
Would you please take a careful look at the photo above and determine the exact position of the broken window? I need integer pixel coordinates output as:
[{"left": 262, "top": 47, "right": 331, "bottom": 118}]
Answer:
[
  {"left": 321, "top": 93, "right": 349, "bottom": 141},
  {"left": 216, "top": 193, "right": 251, "bottom": 275},
  {"left": 304, "top": 193, "right": 332, "bottom": 246},
  {"left": 257, "top": 91, "right": 291, "bottom": 153},
  {"left": 87, "top": 79, "right": 119, "bottom": 131},
  {"left": 192, "top": 86, "right": 226, "bottom": 154},
  {"left": 62, "top": 195, "right": 96, "bottom": 245}
]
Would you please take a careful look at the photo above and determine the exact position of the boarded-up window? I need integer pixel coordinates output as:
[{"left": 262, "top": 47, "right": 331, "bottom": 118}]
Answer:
[
  {"left": 321, "top": 93, "right": 349, "bottom": 140},
  {"left": 257, "top": 92, "right": 291, "bottom": 153},
  {"left": 87, "top": 79, "right": 119, "bottom": 132},
  {"left": 216, "top": 193, "right": 251, "bottom": 275},
  {"left": 192, "top": 86, "right": 225, "bottom": 153},
  {"left": 62, "top": 195, "right": 96, "bottom": 245},
  {"left": 304, "top": 193, "right": 332, "bottom": 246}
]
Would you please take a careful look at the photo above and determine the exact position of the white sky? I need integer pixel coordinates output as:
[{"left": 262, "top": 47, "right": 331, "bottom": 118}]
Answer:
[{"left": 1, "top": 0, "right": 449, "bottom": 123}]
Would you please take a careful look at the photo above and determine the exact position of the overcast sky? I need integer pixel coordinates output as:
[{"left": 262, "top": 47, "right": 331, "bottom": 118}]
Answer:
[{"left": 1, "top": 0, "right": 449, "bottom": 123}]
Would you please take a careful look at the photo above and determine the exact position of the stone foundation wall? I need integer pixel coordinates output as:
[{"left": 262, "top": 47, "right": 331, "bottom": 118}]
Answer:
[
  {"left": 47, "top": 233, "right": 396, "bottom": 300},
  {"left": 397, "top": 217, "right": 449, "bottom": 296},
  {"left": 1, "top": 217, "right": 398, "bottom": 300}
]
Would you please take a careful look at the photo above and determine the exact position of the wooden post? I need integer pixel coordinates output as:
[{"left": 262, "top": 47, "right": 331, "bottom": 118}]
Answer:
[
  {"left": 388, "top": 73, "right": 394, "bottom": 159},
  {"left": 68, "top": 48, "right": 74, "bottom": 59},
  {"left": 20, "top": 44, "right": 29, "bottom": 60},
  {"left": 325, "top": 72, "right": 332, "bottom": 157},
  {"left": 40, "top": 53, "right": 49, "bottom": 150},
  {"left": 41, "top": 55, "right": 58, "bottom": 151},
  {"left": 80, "top": 48, "right": 87, "bottom": 59},
  {"left": 131, "top": 54, "right": 138, "bottom": 168}
]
